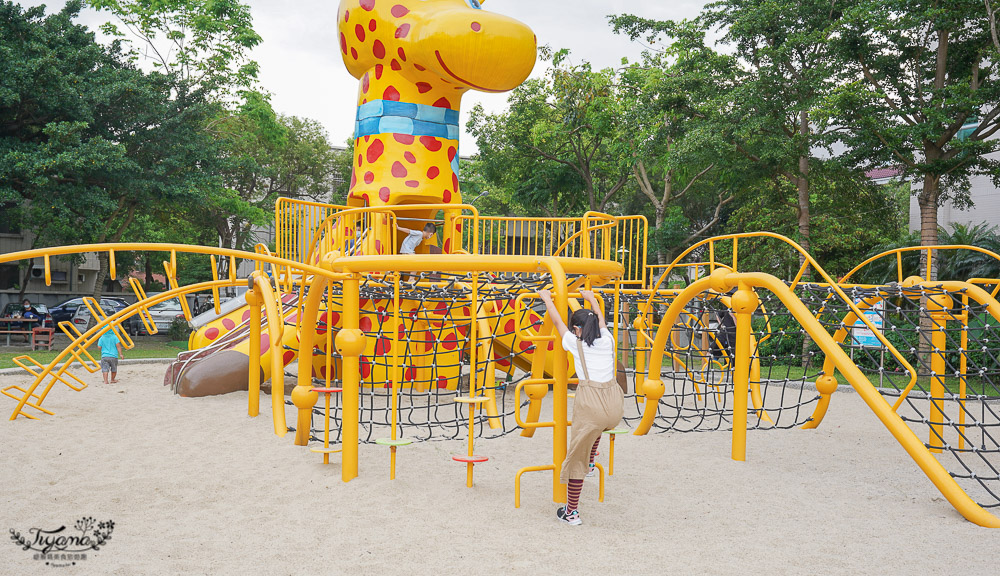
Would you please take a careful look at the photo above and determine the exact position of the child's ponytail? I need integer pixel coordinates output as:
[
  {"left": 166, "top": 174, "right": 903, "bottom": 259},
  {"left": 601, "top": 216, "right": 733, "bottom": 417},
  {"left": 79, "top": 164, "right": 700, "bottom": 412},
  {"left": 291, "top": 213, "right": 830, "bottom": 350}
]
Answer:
[{"left": 569, "top": 308, "right": 602, "bottom": 346}]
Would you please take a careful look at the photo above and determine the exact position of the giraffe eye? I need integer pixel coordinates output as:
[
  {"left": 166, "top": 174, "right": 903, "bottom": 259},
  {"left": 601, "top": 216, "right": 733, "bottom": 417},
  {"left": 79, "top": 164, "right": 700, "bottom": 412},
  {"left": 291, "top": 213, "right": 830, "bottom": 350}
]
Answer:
[{"left": 465, "top": 0, "right": 483, "bottom": 9}]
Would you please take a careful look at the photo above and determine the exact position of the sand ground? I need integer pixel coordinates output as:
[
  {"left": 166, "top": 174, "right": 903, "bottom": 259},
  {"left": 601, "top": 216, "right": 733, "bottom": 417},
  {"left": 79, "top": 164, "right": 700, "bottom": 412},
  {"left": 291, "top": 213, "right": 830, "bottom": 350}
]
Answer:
[{"left": 2, "top": 362, "right": 998, "bottom": 575}]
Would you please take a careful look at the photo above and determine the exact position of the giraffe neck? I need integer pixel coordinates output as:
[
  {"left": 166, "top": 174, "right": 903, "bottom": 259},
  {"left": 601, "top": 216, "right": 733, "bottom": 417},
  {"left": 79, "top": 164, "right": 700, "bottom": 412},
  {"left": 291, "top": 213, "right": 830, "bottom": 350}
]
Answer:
[{"left": 355, "top": 99, "right": 460, "bottom": 176}]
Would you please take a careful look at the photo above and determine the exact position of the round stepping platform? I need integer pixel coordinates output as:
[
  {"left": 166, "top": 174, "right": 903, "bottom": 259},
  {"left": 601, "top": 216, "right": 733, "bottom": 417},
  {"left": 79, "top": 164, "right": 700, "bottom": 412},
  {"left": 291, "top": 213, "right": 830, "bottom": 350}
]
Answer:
[
  {"left": 375, "top": 438, "right": 413, "bottom": 447},
  {"left": 453, "top": 396, "right": 489, "bottom": 404},
  {"left": 452, "top": 454, "right": 489, "bottom": 463},
  {"left": 603, "top": 428, "right": 630, "bottom": 435},
  {"left": 311, "top": 387, "right": 343, "bottom": 394},
  {"left": 310, "top": 447, "right": 343, "bottom": 454}
]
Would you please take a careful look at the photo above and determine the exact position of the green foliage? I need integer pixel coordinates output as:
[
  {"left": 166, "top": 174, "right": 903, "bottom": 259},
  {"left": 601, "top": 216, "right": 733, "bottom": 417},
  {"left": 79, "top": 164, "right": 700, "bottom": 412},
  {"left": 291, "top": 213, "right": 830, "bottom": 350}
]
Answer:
[{"left": 167, "top": 316, "right": 192, "bottom": 341}]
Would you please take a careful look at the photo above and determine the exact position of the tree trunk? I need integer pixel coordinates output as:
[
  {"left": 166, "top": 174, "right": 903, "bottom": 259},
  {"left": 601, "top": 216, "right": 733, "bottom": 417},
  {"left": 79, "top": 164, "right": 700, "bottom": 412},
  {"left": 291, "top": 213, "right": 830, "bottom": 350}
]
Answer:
[
  {"left": 16, "top": 258, "right": 33, "bottom": 302},
  {"left": 145, "top": 256, "right": 154, "bottom": 290},
  {"left": 916, "top": 172, "right": 941, "bottom": 374},
  {"left": 797, "top": 111, "right": 812, "bottom": 367}
]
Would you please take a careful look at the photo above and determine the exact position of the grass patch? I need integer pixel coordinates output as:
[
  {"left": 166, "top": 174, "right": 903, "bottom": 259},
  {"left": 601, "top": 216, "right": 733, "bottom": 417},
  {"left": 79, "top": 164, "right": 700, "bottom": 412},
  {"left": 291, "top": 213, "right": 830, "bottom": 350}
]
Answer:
[{"left": 0, "top": 340, "right": 183, "bottom": 370}]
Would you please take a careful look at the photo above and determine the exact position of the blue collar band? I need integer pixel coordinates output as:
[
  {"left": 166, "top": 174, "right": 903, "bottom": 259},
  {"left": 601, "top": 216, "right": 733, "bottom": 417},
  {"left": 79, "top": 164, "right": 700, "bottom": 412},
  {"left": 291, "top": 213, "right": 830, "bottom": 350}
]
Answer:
[{"left": 355, "top": 100, "right": 460, "bottom": 140}]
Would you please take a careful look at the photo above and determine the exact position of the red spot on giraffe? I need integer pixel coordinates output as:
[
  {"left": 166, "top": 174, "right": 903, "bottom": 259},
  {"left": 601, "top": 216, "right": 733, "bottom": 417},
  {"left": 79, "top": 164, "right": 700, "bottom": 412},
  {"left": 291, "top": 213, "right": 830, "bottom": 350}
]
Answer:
[
  {"left": 456, "top": 222, "right": 462, "bottom": 232},
  {"left": 434, "top": 302, "right": 448, "bottom": 314},
  {"left": 397, "top": 47, "right": 407, "bottom": 62},
  {"left": 375, "top": 239, "right": 382, "bottom": 253},
  {"left": 368, "top": 19, "right": 377, "bottom": 32},
  {"left": 548, "top": 342, "right": 555, "bottom": 351},
  {"left": 351, "top": 47, "right": 358, "bottom": 60},
  {"left": 222, "top": 318, "right": 236, "bottom": 330},
  {"left": 373, "top": 40, "right": 386, "bottom": 59},
  {"left": 359, "top": 0, "right": 375, "bottom": 11},
  {"left": 404, "top": 366, "right": 415, "bottom": 381},
  {"left": 457, "top": 324, "right": 469, "bottom": 336},
  {"left": 393, "top": 133, "right": 414, "bottom": 144},
  {"left": 405, "top": 180, "right": 419, "bottom": 187},
  {"left": 361, "top": 192, "right": 369, "bottom": 203},
  {"left": 444, "top": 238, "right": 452, "bottom": 253},
  {"left": 375, "top": 336, "right": 391, "bottom": 355},
  {"left": 364, "top": 135, "right": 370, "bottom": 142},
  {"left": 433, "top": 97, "right": 452, "bottom": 108},
  {"left": 391, "top": 4, "right": 408, "bottom": 17},
  {"left": 259, "top": 334, "right": 270, "bottom": 356},
  {"left": 391, "top": 161, "right": 407, "bottom": 178},
  {"left": 427, "top": 166, "right": 439, "bottom": 179},
  {"left": 330, "top": 311, "right": 340, "bottom": 326},
  {"left": 362, "top": 72, "right": 370, "bottom": 93},
  {"left": 383, "top": 85, "right": 400, "bottom": 101},
  {"left": 471, "top": 22, "right": 481, "bottom": 32},
  {"left": 366, "top": 139, "right": 384, "bottom": 163},
  {"left": 364, "top": 171, "right": 374, "bottom": 184},
  {"left": 452, "top": 172, "right": 459, "bottom": 191},
  {"left": 379, "top": 187, "right": 390, "bottom": 201},
  {"left": 355, "top": 24, "right": 366, "bottom": 42},
  {"left": 205, "top": 327, "right": 219, "bottom": 340},
  {"left": 437, "top": 376, "right": 448, "bottom": 389},
  {"left": 424, "top": 331, "right": 434, "bottom": 352},
  {"left": 414, "top": 63, "right": 426, "bottom": 72},
  {"left": 395, "top": 23, "right": 410, "bottom": 39},
  {"left": 504, "top": 319, "right": 515, "bottom": 333},
  {"left": 350, "top": 171, "right": 357, "bottom": 188},
  {"left": 497, "top": 358, "right": 511, "bottom": 367},
  {"left": 242, "top": 309, "right": 251, "bottom": 321},
  {"left": 360, "top": 316, "right": 373, "bottom": 332},
  {"left": 447, "top": 146, "right": 457, "bottom": 161},
  {"left": 390, "top": 59, "right": 401, "bottom": 71},
  {"left": 282, "top": 350, "right": 295, "bottom": 365},
  {"left": 420, "top": 136, "right": 442, "bottom": 151},
  {"left": 442, "top": 333, "right": 458, "bottom": 350},
  {"left": 404, "top": 151, "right": 416, "bottom": 163},
  {"left": 443, "top": 189, "right": 451, "bottom": 202},
  {"left": 340, "top": 33, "right": 348, "bottom": 54},
  {"left": 519, "top": 340, "right": 532, "bottom": 351},
  {"left": 375, "top": 64, "right": 383, "bottom": 79},
  {"left": 360, "top": 356, "right": 371, "bottom": 378},
  {"left": 317, "top": 312, "right": 329, "bottom": 335},
  {"left": 416, "top": 82, "right": 432, "bottom": 93},
  {"left": 344, "top": 9, "right": 350, "bottom": 22}
]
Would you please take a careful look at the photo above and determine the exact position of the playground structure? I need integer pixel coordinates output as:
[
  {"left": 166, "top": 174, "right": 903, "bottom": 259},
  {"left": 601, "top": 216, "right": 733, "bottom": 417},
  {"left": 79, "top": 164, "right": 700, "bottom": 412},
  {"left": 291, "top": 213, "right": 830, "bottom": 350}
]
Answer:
[{"left": 3, "top": 0, "right": 1000, "bottom": 529}]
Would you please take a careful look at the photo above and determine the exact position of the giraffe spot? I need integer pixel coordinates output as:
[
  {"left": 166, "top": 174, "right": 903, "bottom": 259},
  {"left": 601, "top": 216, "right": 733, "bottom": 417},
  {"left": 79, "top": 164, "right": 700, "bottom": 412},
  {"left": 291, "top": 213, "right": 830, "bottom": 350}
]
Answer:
[
  {"left": 443, "top": 189, "right": 452, "bottom": 202},
  {"left": 359, "top": 0, "right": 375, "bottom": 11},
  {"left": 317, "top": 312, "right": 329, "bottom": 335},
  {"left": 403, "top": 151, "right": 416, "bottom": 163},
  {"left": 344, "top": 9, "right": 350, "bottom": 22},
  {"left": 416, "top": 82, "right": 432, "bottom": 93},
  {"left": 375, "top": 336, "right": 391, "bottom": 355},
  {"left": 444, "top": 238, "right": 452, "bottom": 253},
  {"left": 373, "top": 39, "right": 386, "bottom": 59},
  {"left": 391, "top": 161, "right": 408, "bottom": 178},
  {"left": 433, "top": 97, "right": 452, "bottom": 108},
  {"left": 504, "top": 319, "right": 515, "bottom": 333},
  {"left": 360, "top": 316, "right": 373, "bottom": 332},
  {"left": 452, "top": 172, "right": 459, "bottom": 191},
  {"left": 340, "top": 33, "right": 348, "bottom": 54},
  {"left": 519, "top": 340, "right": 532, "bottom": 351},
  {"left": 397, "top": 47, "right": 407, "bottom": 61},
  {"left": 362, "top": 72, "right": 370, "bottom": 93},
  {"left": 471, "top": 22, "right": 481, "bottom": 32},
  {"left": 368, "top": 19, "right": 377, "bottom": 31},
  {"left": 205, "top": 327, "right": 219, "bottom": 340},
  {"left": 355, "top": 24, "right": 365, "bottom": 42},
  {"left": 383, "top": 85, "right": 400, "bottom": 101},
  {"left": 497, "top": 358, "right": 511, "bottom": 367},
  {"left": 222, "top": 318, "right": 236, "bottom": 330},
  {"left": 282, "top": 350, "right": 295, "bottom": 365},
  {"left": 366, "top": 139, "right": 384, "bottom": 163},
  {"left": 405, "top": 180, "right": 419, "bottom": 187},
  {"left": 259, "top": 334, "right": 270, "bottom": 355},
  {"left": 420, "top": 136, "right": 442, "bottom": 151},
  {"left": 364, "top": 171, "right": 374, "bottom": 184},
  {"left": 350, "top": 171, "right": 357, "bottom": 188},
  {"left": 395, "top": 23, "right": 410, "bottom": 38},
  {"left": 351, "top": 47, "right": 358, "bottom": 60},
  {"left": 457, "top": 324, "right": 468, "bottom": 336},
  {"left": 424, "top": 331, "right": 434, "bottom": 352},
  {"left": 437, "top": 376, "right": 448, "bottom": 389},
  {"left": 375, "top": 239, "right": 382, "bottom": 253},
  {"left": 414, "top": 63, "right": 426, "bottom": 72},
  {"left": 457, "top": 222, "right": 462, "bottom": 232},
  {"left": 330, "top": 311, "right": 341, "bottom": 326},
  {"left": 361, "top": 192, "right": 369, "bottom": 203},
  {"left": 375, "top": 64, "right": 383, "bottom": 79},
  {"left": 442, "top": 333, "right": 458, "bottom": 350},
  {"left": 404, "top": 366, "right": 415, "bottom": 381},
  {"left": 393, "top": 133, "right": 414, "bottom": 144},
  {"left": 427, "top": 166, "right": 439, "bottom": 179},
  {"left": 548, "top": 342, "right": 555, "bottom": 351},
  {"left": 391, "top": 4, "right": 408, "bottom": 17},
  {"left": 364, "top": 134, "right": 370, "bottom": 142},
  {"left": 242, "top": 309, "right": 251, "bottom": 321},
  {"left": 447, "top": 146, "right": 457, "bottom": 161},
  {"left": 379, "top": 187, "right": 390, "bottom": 201},
  {"left": 390, "top": 60, "right": 401, "bottom": 71},
  {"left": 360, "top": 356, "right": 371, "bottom": 379}
]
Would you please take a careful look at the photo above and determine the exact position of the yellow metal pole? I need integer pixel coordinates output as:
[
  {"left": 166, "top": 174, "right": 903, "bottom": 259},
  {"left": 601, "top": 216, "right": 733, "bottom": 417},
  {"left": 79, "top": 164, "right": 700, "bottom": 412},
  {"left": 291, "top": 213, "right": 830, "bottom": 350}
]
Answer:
[
  {"left": 391, "top": 272, "right": 400, "bottom": 480},
  {"left": 929, "top": 299, "right": 949, "bottom": 454},
  {"left": 959, "top": 294, "right": 968, "bottom": 451},
  {"left": 292, "top": 275, "right": 326, "bottom": 446},
  {"left": 731, "top": 281, "right": 759, "bottom": 461},
  {"left": 336, "top": 274, "right": 363, "bottom": 482},
  {"left": 246, "top": 282, "right": 262, "bottom": 418},
  {"left": 550, "top": 262, "right": 569, "bottom": 504}
]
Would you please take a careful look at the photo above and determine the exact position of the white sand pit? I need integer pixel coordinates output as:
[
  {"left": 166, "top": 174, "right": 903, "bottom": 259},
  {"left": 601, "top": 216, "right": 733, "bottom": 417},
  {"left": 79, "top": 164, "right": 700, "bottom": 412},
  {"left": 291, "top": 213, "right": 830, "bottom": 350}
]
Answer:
[{"left": 2, "top": 362, "right": 998, "bottom": 575}]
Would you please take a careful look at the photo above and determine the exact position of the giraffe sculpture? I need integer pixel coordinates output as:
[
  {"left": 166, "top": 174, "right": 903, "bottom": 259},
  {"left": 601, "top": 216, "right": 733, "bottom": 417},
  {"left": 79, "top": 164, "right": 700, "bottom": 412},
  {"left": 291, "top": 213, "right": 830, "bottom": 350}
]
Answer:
[{"left": 338, "top": 0, "right": 536, "bottom": 254}]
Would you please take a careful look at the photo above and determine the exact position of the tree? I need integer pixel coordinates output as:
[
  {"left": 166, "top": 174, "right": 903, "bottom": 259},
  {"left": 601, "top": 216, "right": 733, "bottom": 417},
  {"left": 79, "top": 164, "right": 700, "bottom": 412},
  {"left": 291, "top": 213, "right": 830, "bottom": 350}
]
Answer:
[
  {"left": 468, "top": 49, "right": 632, "bottom": 217},
  {"left": 831, "top": 0, "right": 1000, "bottom": 279}
]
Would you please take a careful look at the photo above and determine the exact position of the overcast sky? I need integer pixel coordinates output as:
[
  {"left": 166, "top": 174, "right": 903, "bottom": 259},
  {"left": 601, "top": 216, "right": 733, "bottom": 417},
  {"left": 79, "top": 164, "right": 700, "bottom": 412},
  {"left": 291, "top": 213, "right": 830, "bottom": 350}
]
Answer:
[{"left": 20, "top": 1, "right": 711, "bottom": 153}]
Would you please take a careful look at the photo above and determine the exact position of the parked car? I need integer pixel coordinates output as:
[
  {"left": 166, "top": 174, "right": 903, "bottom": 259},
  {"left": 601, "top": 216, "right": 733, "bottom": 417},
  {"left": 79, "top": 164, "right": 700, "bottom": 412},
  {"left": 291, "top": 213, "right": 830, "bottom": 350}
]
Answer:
[
  {"left": 50, "top": 297, "right": 131, "bottom": 325},
  {"left": 69, "top": 298, "right": 140, "bottom": 335},
  {"left": 1, "top": 302, "right": 53, "bottom": 327},
  {"left": 134, "top": 299, "right": 186, "bottom": 335}
]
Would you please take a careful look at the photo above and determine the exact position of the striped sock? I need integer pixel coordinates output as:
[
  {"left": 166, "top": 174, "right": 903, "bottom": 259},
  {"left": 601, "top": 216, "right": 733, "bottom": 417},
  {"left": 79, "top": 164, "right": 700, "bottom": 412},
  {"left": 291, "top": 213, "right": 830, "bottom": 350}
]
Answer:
[
  {"left": 589, "top": 438, "right": 600, "bottom": 466},
  {"left": 567, "top": 479, "right": 583, "bottom": 512}
]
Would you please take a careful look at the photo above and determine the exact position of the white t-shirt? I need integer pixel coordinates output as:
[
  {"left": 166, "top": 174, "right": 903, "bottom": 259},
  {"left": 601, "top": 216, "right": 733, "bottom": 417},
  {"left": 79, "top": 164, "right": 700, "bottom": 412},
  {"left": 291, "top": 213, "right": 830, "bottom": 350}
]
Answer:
[
  {"left": 561, "top": 326, "right": 616, "bottom": 382},
  {"left": 399, "top": 230, "right": 423, "bottom": 254}
]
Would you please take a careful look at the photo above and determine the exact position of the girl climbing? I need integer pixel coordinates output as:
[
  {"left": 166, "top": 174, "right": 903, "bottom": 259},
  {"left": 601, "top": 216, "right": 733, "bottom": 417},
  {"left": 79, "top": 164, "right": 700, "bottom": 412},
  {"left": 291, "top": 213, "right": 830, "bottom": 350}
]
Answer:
[{"left": 537, "top": 289, "right": 625, "bottom": 526}]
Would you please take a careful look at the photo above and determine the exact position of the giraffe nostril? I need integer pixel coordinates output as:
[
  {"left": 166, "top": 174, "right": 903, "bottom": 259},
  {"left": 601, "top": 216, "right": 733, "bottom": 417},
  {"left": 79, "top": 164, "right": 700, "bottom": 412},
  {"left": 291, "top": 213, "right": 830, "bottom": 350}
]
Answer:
[{"left": 471, "top": 22, "right": 481, "bottom": 32}]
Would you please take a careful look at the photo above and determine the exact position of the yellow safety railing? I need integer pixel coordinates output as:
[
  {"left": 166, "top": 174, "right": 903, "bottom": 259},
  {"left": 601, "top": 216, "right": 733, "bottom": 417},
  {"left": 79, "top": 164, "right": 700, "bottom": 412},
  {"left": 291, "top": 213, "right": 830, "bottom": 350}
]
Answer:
[
  {"left": 840, "top": 245, "right": 1000, "bottom": 284},
  {"left": 274, "top": 197, "right": 348, "bottom": 263}
]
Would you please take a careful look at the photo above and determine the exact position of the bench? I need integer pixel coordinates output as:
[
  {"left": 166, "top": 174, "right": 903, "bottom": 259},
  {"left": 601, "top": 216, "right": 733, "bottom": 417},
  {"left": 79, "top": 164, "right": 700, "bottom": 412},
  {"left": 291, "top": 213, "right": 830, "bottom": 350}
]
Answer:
[
  {"left": 0, "top": 318, "right": 41, "bottom": 346},
  {"left": 32, "top": 328, "right": 55, "bottom": 351}
]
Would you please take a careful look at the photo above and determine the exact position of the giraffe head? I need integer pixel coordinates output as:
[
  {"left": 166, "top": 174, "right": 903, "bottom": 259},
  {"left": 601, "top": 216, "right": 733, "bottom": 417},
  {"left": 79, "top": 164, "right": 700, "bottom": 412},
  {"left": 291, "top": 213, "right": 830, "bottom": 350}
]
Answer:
[{"left": 338, "top": 0, "right": 536, "bottom": 215}]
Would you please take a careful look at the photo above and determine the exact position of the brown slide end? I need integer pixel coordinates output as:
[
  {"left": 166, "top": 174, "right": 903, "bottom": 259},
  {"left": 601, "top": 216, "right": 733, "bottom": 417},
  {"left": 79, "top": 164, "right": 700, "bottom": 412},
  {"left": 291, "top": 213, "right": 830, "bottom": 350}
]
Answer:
[{"left": 175, "top": 350, "right": 262, "bottom": 397}]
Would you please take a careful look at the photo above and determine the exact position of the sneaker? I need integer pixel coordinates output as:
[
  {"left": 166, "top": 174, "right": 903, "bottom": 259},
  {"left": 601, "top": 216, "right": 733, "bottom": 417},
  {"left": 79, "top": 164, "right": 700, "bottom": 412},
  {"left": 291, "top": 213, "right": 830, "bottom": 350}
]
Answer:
[
  {"left": 585, "top": 465, "right": 596, "bottom": 479},
  {"left": 556, "top": 506, "right": 582, "bottom": 526}
]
